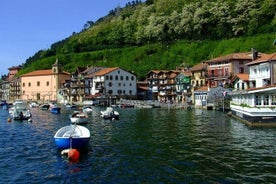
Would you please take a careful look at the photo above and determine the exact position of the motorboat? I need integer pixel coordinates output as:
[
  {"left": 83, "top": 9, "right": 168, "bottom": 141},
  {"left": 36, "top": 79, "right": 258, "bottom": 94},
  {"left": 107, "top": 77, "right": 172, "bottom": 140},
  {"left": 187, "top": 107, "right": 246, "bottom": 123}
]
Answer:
[
  {"left": 10, "top": 101, "right": 32, "bottom": 121},
  {"left": 100, "top": 107, "right": 119, "bottom": 120},
  {"left": 54, "top": 125, "right": 90, "bottom": 149},
  {"left": 70, "top": 111, "right": 90, "bottom": 124}
]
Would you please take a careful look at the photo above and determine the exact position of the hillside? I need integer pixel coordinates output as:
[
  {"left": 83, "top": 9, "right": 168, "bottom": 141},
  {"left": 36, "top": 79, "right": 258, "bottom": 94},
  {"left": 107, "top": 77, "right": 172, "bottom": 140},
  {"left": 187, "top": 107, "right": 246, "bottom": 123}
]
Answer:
[{"left": 18, "top": 0, "right": 276, "bottom": 80}]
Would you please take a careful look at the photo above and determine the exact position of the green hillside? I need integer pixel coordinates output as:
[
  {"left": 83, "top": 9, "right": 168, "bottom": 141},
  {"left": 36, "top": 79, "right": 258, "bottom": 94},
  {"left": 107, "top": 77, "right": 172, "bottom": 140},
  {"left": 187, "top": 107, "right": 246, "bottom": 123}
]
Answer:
[{"left": 18, "top": 0, "right": 276, "bottom": 80}]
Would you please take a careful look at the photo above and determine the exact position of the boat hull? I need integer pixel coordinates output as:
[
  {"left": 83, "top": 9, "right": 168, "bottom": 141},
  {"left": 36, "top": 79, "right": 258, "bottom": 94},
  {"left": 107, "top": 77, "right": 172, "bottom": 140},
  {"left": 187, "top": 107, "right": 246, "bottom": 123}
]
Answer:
[
  {"left": 51, "top": 107, "right": 61, "bottom": 114},
  {"left": 54, "top": 137, "right": 90, "bottom": 149},
  {"left": 70, "top": 117, "right": 89, "bottom": 124},
  {"left": 54, "top": 125, "right": 90, "bottom": 149}
]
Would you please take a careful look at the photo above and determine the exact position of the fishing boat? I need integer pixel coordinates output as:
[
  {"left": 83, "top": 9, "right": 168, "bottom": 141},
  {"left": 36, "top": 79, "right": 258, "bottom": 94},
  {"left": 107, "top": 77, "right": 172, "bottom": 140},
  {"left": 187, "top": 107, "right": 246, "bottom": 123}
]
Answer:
[
  {"left": 100, "top": 107, "right": 119, "bottom": 120},
  {"left": 70, "top": 111, "right": 90, "bottom": 124},
  {"left": 54, "top": 125, "right": 90, "bottom": 149}
]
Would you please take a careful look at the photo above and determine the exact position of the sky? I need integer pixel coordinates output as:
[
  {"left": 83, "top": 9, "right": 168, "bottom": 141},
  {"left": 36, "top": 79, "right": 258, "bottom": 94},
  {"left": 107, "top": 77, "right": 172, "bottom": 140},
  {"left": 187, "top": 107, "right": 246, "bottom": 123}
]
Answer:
[{"left": 0, "top": 0, "right": 134, "bottom": 75}]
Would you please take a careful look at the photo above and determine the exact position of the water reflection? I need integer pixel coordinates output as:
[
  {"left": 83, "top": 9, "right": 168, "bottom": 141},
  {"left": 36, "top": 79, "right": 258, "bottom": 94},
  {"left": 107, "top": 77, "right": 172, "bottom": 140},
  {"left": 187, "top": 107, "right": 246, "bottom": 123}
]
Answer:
[{"left": 0, "top": 107, "right": 275, "bottom": 183}]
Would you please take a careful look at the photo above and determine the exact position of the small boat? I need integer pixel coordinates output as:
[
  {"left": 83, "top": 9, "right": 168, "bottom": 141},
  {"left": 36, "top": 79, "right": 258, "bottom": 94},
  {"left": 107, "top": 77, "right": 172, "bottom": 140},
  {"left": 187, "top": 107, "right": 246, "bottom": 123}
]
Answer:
[
  {"left": 50, "top": 106, "right": 61, "bottom": 114},
  {"left": 54, "top": 125, "right": 90, "bottom": 149},
  {"left": 10, "top": 101, "right": 32, "bottom": 121},
  {"left": 100, "top": 107, "right": 119, "bottom": 120},
  {"left": 65, "top": 103, "right": 78, "bottom": 110},
  {"left": 82, "top": 106, "right": 93, "bottom": 114},
  {"left": 70, "top": 111, "right": 89, "bottom": 124},
  {"left": 39, "top": 104, "right": 50, "bottom": 110}
]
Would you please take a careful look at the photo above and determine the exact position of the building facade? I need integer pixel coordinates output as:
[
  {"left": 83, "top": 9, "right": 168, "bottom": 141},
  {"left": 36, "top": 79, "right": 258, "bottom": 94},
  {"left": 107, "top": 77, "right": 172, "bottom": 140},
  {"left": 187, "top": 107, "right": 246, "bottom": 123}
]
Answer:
[{"left": 20, "top": 60, "right": 70, "bottom": 102}]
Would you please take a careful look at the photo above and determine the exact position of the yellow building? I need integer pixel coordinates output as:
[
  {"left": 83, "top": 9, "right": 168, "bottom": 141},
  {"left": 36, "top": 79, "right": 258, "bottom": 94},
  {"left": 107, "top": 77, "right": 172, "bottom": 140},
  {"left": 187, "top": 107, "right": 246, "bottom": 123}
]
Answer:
[{"left": 20, "top": 60, "right": 70, "bottom": 102}]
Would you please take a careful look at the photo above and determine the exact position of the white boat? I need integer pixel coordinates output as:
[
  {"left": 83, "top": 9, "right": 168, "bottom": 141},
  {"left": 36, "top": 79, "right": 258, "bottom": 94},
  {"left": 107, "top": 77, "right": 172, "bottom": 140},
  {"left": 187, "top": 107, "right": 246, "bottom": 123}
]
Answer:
[
  {"left": 100, "top": 107, "right": 119, "bottom": 120},
  {"left": 10, "top": 101, "right": 32, "bottom": 121},
  {"left": 70, "top": 111, "right": 90, "bottom": 124},
  {"left": 54, "top": 125, "right": 90, "bottom": 149},
  {"left": 82, "top": 106, "right": 93, "bottom": 114}
]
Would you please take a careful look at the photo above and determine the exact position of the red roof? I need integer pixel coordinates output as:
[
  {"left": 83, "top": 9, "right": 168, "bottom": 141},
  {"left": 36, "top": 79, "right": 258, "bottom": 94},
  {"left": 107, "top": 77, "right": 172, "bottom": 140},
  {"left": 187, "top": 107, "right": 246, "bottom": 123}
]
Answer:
[
  {"left": 205, "top": 52, "right": 254, "bottom": 63},
  {"left": 87, "top": 67, "right": 119, "bottom": 77},
  {"left": 194, "top": 86, "right": 209, "bottom": 92},
  {"left": 21, "top": 69, "right": 70, "bottom": 77},
  {"left": 246, "top": 52, "right": 276, "bottom": 65},
  {"left": 189, "top": 62, "right": 207, "bottom": 72}
]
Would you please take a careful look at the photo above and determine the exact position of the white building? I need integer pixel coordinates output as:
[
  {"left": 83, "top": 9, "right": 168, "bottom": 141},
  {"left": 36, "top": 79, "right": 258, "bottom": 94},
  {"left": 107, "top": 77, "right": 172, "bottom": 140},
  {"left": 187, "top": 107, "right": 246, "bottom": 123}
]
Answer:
[
  {"left": 230, "top": 52, "right": 276, "bottom": 125},
  {"left": 86, "top": 67, "right": 137, "bottom": 98}
]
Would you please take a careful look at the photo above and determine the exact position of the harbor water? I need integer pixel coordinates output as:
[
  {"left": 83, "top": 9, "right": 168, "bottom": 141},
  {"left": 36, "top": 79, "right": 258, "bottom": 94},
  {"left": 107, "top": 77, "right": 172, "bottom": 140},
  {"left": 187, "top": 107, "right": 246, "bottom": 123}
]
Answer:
[{"left": 0, "top": 107, "right": 275, "bottom": 183}]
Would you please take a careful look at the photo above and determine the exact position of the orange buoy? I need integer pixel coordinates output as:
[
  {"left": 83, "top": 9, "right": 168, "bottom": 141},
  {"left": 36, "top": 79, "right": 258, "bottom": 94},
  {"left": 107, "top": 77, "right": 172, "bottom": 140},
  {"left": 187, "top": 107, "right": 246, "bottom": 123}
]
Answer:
[
  {"left": 7, "top": 118, "right": 12, "bottom": 122},
  {"left": 67, "top": 149, "right": 80, "bottom": 162}
]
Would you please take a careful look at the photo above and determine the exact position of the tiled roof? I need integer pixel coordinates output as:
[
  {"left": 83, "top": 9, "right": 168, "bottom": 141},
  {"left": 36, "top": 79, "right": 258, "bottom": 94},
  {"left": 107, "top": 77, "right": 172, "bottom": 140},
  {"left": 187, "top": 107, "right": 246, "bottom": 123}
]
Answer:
[
  {"left": 91, "top": 67, "right": 119, "bottom": 76},
  {"left": 21, "top": 69, "right": 70, "bottom": 77},
  {"left": 189, "top": 62, "right": 207, "bottom": 72},
  {"left": 236, "top": 73, "right": 249, "bottom": 81},
  {"left": 205, "top": 52, "right": 254, "bottom": 63},
  {"left": 246, "top": 52, "right": 276, "bottom": 65},
  {"left": 194, "top": 86, "right": 209, "bottom": 92}
]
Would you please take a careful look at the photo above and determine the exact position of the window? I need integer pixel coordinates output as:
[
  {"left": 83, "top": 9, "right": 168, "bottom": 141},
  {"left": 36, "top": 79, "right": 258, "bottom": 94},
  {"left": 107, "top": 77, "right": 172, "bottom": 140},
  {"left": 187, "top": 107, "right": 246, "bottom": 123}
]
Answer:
[
  {"left": 37, "top": 81, "right": 40, "bottom": 87},
  {"left": 239, "top": 67, "right": 244, "bottom": 73},
  {"left": 115, "top": 75, "right": 118, "bottom": 80},
  {"left": 272, "top": 95, "right": 276, "bottom": 105},
  {"left": 120, "top": 76, "right": 123, "bottom": 80},
  {"left": 46, "top": 81, "right": 49, "bottom": 86},
  {"left": 108, "top": 82, "right": 112, "bottom": 87},
  {"left": 23, "top": 83, "right": 25, "bottom": 87},
  {"left": 255, "top": 95, "right": 261, "bottom": 105},
  {"left": 110, "top": 75, "right": 113, "bottom": 80},
  {"left": 129, "top": 90, "right": 132, "bottom": 94},
  {"left": 106, "top": 75, "right": 109, "bottom": 80},
  {"left": 131, "top": 76, "right": 134, "bottom": 80},
  {"left": 241, "top": 83, "right": 245, "bottom": 90},
  {"left": 264, "top": 95, "right": 269, "bottom": 105},
  {"left": 126, "top": 76, "right": 129, "bottom": 80},
  {"left": 28, "top": 82, "right": 31, "bottom": 87}
]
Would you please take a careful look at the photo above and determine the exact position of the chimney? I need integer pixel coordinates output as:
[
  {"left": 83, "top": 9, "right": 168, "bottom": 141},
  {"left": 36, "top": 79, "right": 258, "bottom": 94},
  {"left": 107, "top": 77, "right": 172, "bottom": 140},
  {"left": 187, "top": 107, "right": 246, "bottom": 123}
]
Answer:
[{"left": 251, "top": 48, "right": 258, "bottom": 60}]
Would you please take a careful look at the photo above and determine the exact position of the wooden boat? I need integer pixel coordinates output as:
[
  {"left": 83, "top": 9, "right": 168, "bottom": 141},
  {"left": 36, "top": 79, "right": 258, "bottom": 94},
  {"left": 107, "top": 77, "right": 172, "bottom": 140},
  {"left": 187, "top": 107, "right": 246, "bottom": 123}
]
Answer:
[
  {"left": 70, "top": 111, "right": 89, "bottom": 124},
  {"left": 54, "top": 125, "right": 90, "bottom": 149},
  {"left": 100, "top": 107, "right": 119, "bottom": 120}
]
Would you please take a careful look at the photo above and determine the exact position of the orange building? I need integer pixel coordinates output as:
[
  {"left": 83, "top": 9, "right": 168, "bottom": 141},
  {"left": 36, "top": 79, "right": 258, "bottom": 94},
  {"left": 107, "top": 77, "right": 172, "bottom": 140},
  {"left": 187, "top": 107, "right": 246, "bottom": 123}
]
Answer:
[{"left": 20, "top": 60, "right": 70, "bottom": 102}]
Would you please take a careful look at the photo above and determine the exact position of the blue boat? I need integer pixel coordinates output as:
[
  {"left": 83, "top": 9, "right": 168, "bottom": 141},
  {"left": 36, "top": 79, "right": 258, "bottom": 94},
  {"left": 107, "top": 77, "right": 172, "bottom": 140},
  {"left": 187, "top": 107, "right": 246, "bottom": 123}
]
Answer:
[
  {"left": 54, "top": 125, "right": 90, "bottom": 149},
  {"left": 50, "top": 106, "right": 61, "bottom": 114}
]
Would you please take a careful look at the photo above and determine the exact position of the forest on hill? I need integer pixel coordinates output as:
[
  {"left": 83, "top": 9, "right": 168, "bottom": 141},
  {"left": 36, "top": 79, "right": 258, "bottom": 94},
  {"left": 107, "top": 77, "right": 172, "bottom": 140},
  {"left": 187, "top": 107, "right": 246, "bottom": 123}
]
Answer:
[{"left": 18, "top": 0, "right": 276, "bottom": 80}]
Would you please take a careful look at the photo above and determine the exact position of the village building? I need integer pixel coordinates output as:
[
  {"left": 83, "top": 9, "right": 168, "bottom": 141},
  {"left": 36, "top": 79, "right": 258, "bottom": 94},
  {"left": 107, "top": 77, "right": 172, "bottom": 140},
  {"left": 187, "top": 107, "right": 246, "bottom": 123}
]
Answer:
[
  {"left": 204, "top": 51, "right": 260, "bottom": 88},
  {"left": 83, "top": 67, "right": 137, "bottom": 105},
  {"left": 231, "top": 73, "right": 250, "bottom": 91},
  {"left": 175, "top": 71, "right": 191, "bottom": 103},
  {"left": 20, "top": 60, "right": 70, "bottom": 103},
  {"left": 189, "top": 62, "right": 208, "bottom": 104},
  {"left": 146, "top": 70, "right": 180, "bottom": 102},
  {"left": 230, "top": 52, "right": 276, "bottom": 125}
]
